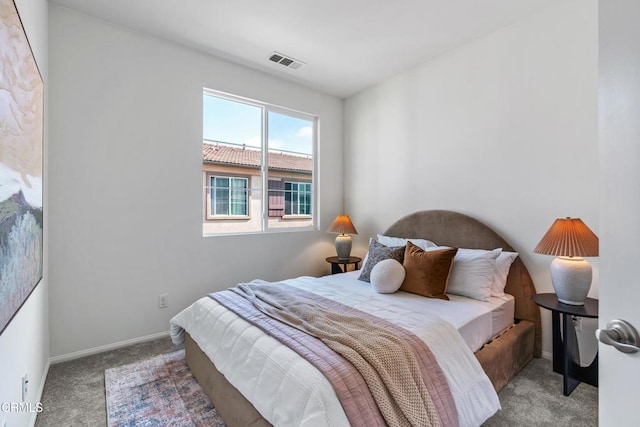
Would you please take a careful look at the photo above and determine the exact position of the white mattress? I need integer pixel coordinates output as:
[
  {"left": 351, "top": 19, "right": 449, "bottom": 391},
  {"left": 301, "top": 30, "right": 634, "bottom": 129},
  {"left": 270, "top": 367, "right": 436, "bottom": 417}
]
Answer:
[
  {"left": 450, "top": 293, "right": 515, "bottom": 352},
  {"left": 295, "top": 271, "right": 514, "bottom": 352},
  {"left": 171, "top": 272, "right": 501, "bottom": 427}
]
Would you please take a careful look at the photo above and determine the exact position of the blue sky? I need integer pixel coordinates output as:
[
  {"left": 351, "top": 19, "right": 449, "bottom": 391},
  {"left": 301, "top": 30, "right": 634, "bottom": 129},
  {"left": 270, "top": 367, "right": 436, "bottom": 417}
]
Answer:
[{"left": 203, "top": 94, "right": 313, "bottom": 155}]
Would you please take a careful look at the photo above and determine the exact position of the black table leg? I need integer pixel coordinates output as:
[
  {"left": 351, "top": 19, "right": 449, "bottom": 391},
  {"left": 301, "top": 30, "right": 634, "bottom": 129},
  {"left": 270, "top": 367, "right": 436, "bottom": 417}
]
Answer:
[
  {"left": 562, "top": 313, "right": 582, "bottom": 396},
  {"left": 551, "top": 311, "right": 599, "bottom": 396},
  {"left": 551, "top": 311, "right": 563, "bottom": 374}
]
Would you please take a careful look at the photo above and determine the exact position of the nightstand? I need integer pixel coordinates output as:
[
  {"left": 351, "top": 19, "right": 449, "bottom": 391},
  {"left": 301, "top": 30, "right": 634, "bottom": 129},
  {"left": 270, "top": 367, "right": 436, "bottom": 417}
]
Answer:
[
  {"left": 325, "top": 256, "right": 362, "bottom": 275},
  {"left": 533, "top": 293, "right": 598, "bottom": 396}
]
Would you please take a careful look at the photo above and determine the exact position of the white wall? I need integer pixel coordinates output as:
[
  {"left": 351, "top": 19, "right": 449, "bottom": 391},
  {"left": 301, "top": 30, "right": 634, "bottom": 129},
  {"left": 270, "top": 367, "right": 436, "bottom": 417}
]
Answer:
[
  {"left": 0, "top": 0, "right": 49, "bottom": 425},
  {"left": 344, "top": 0, "right": 598, "bottom": 359},
  {"left": 48, "top": 5, "right": 343, "bottom": 358}
]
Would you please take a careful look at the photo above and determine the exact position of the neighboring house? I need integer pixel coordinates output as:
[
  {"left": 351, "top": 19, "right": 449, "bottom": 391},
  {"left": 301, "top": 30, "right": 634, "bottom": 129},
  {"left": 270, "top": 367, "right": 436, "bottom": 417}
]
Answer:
[{"left": 203, "top": 141, "right": 313, "bottom": 234}]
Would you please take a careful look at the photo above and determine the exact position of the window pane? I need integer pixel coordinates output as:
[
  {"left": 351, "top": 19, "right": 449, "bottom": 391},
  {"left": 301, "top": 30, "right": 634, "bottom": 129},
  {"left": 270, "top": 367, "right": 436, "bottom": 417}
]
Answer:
[
  {"left": 214, "top": 188, "right": 229, "bottom": 215},
  {"left": 230, "top": 178, "right": 248, "bottom": 216},
  {"left": 300, "top": 185, "right": 311, "bottom": 215},
  {"left": 203, "top": 92, "right": 262, "bottom": 233},
  {"left": 267, "top": 112, "right": 314, "bottom": 225},
  {"left": 291, "top": 190, "right": 298, "bottom": 215},
  {"left": 203, "top": 95, "right": 261, "bottom": 146},
  {"left": 268, "top": 112, "right": 313, "bottom": 156},
  {"left": 285, "top": 187, "right": 292, "bottom": 214}
]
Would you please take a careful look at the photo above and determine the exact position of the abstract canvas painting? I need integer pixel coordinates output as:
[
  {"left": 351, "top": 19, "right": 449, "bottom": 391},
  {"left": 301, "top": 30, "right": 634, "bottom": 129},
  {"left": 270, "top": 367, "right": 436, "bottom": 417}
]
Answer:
[{"left": 0, "top": 0, "right": 44, "bottom": 335}]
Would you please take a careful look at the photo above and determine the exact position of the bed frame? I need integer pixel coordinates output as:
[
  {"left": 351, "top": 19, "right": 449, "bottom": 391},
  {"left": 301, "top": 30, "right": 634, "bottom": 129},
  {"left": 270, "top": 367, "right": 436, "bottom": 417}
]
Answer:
[{"left": 185, "top": 210, "right": 541, "bottom": 427}]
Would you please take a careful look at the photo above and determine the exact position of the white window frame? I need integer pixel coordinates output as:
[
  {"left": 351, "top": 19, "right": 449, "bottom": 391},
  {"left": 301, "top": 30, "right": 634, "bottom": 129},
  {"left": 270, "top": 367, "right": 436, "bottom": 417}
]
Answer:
[
  {"left": 207, "top": 174, "right": 250, "bottom": 219},
  {"left": 203, "top": 88, "right": 318, "bottom": 235},
  {"left": 284, "top": 180, "right": 313, "bottom": 217}
]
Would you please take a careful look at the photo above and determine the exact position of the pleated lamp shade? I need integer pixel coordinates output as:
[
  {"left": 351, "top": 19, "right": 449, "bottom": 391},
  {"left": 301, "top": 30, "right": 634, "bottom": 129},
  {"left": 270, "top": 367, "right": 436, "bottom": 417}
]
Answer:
[
  {"left": 327, "top": 215, "right": 358, "bottom": 235},
  {"left": 534, "top": 218, "right": 599, "bottom": 257}
]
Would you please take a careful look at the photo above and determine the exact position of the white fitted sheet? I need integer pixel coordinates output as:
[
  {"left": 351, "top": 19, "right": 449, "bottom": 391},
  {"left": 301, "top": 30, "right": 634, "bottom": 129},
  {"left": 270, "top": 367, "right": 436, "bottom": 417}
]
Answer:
[
  {"left": 308, "top": 272, "right": 514, "bottom": 352},
  {"left": 170, "top": 272, "right": 501, "bottom": 427},
  {"left": 491, "top": 294, "right": 516, "bottom": 338},
  {"left": 448, "top": 293, "right": 515, "bottom": 352}
]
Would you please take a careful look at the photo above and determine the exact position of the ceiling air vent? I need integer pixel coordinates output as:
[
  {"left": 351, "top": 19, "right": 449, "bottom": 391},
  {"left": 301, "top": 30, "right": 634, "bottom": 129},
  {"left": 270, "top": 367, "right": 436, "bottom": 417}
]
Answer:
[{"left": 268, "top": 51, "right": 305, "bottom": 70}]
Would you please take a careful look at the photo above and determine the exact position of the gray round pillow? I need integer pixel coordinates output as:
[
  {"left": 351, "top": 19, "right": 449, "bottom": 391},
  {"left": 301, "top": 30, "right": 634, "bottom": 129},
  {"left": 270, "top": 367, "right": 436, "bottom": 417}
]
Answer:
[{"left": 370, "top": 259, "right": 405, "bottom": 294}]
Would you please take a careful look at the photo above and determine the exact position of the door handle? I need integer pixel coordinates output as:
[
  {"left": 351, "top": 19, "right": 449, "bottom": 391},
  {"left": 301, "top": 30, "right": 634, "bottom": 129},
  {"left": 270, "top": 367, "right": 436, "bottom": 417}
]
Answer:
[{"left": 596, "top": 319, "right": 640, "bottom": 354}]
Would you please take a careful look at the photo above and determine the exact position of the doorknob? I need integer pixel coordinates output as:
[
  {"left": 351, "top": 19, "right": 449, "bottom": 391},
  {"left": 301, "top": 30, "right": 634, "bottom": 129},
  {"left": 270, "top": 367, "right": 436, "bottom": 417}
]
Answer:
[{"left": 596, "top": 319, "right": 640, "bottom": 354}]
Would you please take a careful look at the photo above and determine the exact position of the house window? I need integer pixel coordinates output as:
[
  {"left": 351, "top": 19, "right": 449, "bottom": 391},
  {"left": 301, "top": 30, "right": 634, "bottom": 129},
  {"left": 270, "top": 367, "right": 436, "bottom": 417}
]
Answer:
[
  {"left": 203, "top": 89, "right": 316, "bottom": 235},
  {"left": 210, "top": 176, "right": 248, "bottom": 216},
  {"left": 285, "top": 182, "right": 312, "bottom": 216}
]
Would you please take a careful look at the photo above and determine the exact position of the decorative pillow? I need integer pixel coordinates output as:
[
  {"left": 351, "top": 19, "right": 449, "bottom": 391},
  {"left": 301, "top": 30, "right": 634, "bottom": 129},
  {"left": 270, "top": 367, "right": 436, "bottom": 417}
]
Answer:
[
  {"left": 370, "top": 259, "right": 405, "bottom": 294},
  {"left": 447, "top": 248, "right": 501, "bottom": 301},
  {"left": 357, "top": 240, "right": 404, "bottom": 282},
  {"left": 400, "top": 242, "right": 458, "bottom": 300},
  {"left": 376, "top": 234, "right": 437, "bottom": 251},
  {"left": 491, "top": 251, "right": 519, "bottom": 297}
]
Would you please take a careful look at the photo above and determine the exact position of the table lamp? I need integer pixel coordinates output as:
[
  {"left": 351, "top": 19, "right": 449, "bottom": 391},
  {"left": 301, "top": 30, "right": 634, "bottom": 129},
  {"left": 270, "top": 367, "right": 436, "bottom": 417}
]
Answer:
[
  {"left": 327, "top": 215, "right": 358, "bottom": 260},
  {"left": 534, "top": 217, "right": 599, "bottom": 305}
]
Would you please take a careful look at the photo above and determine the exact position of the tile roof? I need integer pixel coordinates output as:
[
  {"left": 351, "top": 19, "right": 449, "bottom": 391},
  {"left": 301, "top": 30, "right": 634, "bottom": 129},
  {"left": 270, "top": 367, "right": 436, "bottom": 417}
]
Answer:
[{"left": 203, "top": 142, "right": 312, "bottom": 173}]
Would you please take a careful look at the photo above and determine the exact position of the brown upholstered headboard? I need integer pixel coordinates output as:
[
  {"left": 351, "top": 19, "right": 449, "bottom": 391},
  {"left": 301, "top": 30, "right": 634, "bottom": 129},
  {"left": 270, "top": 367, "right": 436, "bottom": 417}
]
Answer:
[{"left": 384, "top": 210, "right": 541, "bottom": 357}]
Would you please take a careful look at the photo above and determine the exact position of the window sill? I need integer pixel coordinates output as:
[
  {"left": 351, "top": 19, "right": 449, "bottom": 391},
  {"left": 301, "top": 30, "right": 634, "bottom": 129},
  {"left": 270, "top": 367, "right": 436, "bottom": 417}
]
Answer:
[
  {"left": 202, "top": 225, "right": 317, "bottom": 238},
  {"left": 206, "top": 215, "right": 251, "bottom": 221},
  {"left": 281, "top": 215, "right": 312, "bottom": 220}
]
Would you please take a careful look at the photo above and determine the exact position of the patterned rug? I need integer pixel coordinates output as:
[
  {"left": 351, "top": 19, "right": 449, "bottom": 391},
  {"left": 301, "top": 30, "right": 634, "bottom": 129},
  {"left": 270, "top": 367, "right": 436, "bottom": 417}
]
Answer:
[{"left": 105, "top": 350, "right": 226, "bottom": 427}]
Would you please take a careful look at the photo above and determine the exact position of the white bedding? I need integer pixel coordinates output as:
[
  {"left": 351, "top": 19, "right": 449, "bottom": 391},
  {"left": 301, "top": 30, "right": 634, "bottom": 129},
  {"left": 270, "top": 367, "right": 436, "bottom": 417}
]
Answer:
[
  {"left": 170, "top": 272, "right": 501, "bottom": 427},
  {"left": 449, "top": 293, "right": 514, "bottom": 352}
]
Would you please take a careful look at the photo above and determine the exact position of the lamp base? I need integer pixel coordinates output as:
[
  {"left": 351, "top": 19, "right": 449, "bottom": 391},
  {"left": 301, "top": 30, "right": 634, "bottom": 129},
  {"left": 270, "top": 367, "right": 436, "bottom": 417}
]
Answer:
[
  {"left": 550, "top": 256, "right": 592, "bottom": 305},
  {"left": 335, "top": 234, "right": 352, "bottom": 261}
]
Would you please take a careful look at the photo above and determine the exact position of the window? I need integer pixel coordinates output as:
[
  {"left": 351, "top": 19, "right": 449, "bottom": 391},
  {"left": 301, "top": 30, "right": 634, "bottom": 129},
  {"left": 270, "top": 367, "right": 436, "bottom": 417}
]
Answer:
[
  {"left": 209, "top": 176, "right": 248, "bottom": 217},
  {"left": 203, "top": 90, "right": 316, "bottom": 235},
  {"left": 285, "top": 181, "right": 312, "bottom": 216}
]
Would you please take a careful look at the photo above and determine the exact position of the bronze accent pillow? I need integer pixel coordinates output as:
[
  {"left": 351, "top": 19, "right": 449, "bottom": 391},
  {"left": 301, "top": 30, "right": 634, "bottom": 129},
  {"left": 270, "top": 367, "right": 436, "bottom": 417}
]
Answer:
[{"left": 400, "top": 242, "right": 458, "bottom": 300}]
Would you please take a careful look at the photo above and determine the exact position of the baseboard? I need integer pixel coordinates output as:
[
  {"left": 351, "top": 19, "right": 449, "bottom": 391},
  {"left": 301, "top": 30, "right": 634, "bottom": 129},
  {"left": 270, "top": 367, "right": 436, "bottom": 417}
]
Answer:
[
  {"left": 541, "top": 350, "right": 553, "bottom": 360},
  {"left": 49, "top": 331, "right": 170, "bottom": 364},
  {"left": 30, "top": 358, "right": 51, "bottom": 427}
]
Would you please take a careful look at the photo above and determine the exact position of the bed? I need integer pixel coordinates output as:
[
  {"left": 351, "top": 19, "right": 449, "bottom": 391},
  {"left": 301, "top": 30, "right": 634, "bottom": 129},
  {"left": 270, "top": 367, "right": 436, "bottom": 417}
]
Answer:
[{"left": 171, "top": 210, "right": 541, "bottom": 426}]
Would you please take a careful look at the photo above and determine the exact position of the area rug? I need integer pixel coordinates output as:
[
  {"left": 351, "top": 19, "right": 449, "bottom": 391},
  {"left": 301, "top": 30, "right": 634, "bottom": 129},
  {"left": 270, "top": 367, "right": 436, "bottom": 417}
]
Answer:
[{"left": 105, "top": 350, "right": 226, "bottom": 427}]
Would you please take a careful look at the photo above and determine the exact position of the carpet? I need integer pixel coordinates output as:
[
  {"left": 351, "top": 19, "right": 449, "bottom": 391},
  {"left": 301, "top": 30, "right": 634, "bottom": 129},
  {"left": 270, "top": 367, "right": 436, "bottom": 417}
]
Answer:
[
  {"left": 37, "top": 336, "right": 596, "bottom": 427},
  {"left": 105, "top": 350, "right": 225, "bottom": 427}
]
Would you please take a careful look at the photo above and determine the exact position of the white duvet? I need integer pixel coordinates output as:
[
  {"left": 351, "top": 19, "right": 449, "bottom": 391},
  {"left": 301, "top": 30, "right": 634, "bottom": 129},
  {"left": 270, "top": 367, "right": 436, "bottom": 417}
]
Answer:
[{"left": 170, "top": 272, "right": 500, "bottom": 427}]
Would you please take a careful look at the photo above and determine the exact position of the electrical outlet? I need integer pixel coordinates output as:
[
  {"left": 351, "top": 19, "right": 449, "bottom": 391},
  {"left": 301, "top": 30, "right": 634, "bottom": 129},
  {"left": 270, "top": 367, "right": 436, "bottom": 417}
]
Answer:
[
  {"left": 22, "top": 373, "right": 28, "bottom": 402},
  {"left": 572, "top": 316, "right": 583, "bottom": 331},
  {"left": 158, "top": 294, "right": 168, "bottom": 309}
]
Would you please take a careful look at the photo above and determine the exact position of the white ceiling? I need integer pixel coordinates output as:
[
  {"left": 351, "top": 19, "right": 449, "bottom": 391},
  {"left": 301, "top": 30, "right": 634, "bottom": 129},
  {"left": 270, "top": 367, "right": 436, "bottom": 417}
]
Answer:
[{"left": 51, "top": 0, "right": 560, "bottom": 98}]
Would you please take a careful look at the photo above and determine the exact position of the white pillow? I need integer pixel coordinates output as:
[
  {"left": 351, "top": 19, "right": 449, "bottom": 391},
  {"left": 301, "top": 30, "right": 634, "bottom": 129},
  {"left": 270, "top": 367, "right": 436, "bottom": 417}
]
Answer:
[
  {"left": 491, "top": 251, "right": 519, "bottom": 297},
  {"left": 376, "top": 234, "right": 437, "bottom": 250},
  {"left": 447, "top": 248, "right": 502, "bottom": 301},
  {"left": 370, "top": 259, "right": 405, "bottom": 294},
  {"left": 363, "top": 236, "right": 438, "bottom": 271}
]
